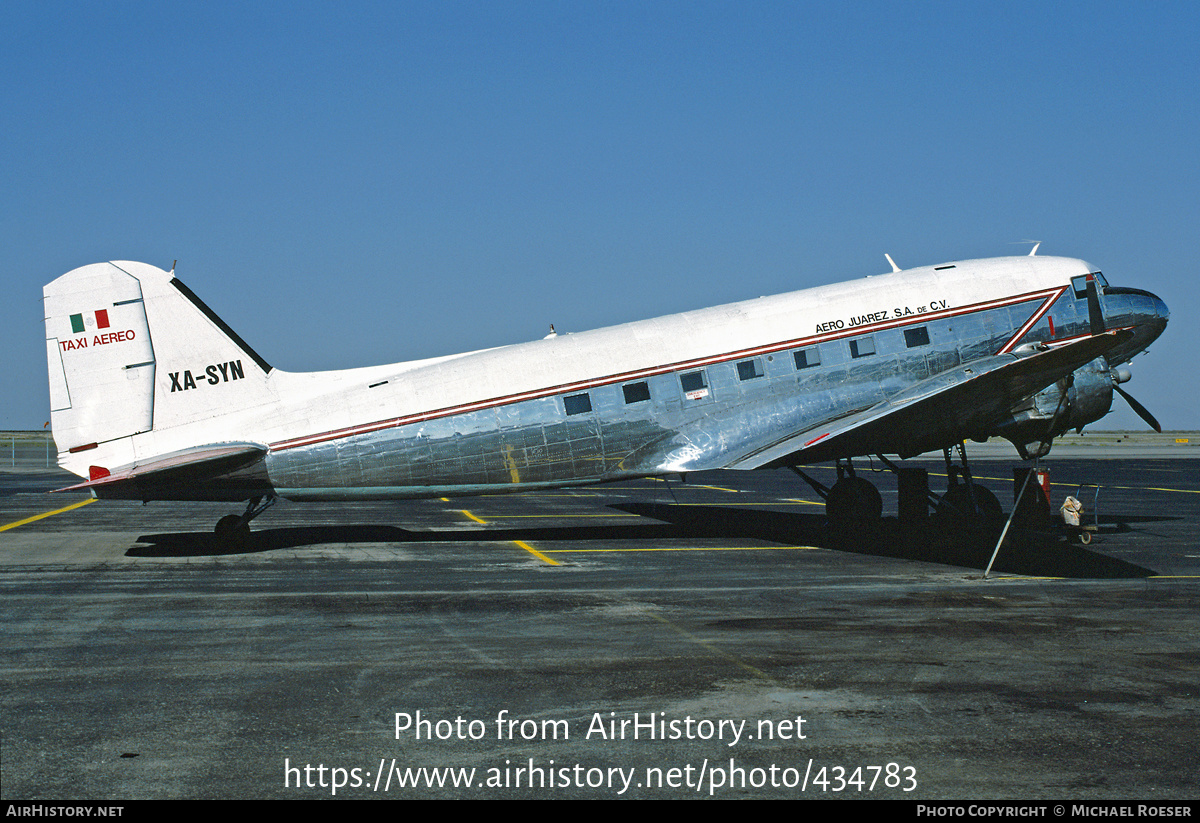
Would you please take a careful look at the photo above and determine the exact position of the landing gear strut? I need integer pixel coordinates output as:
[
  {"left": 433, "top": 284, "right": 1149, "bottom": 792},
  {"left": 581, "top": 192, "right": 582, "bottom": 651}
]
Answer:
[
  {"left": 214, "top": 495, "right": 276, "bottom": 544},
  {"left": 792, "top": 443, "right": 1008, "bottom": 533}
]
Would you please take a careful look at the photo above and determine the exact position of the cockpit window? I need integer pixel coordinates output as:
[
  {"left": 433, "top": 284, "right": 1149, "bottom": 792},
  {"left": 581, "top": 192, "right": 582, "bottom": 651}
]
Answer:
[{"left": 1072, "top": 272, "right": 1108, "bottom": 299}]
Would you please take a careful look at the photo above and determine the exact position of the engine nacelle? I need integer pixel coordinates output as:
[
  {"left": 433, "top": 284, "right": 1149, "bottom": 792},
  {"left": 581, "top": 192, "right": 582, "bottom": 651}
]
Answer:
[{"left": 986, "top": 357, "right": 1114, "bottom": 458}]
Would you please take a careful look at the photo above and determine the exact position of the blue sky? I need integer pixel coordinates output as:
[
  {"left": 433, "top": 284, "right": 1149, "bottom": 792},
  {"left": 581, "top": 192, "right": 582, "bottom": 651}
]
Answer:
[{"left": 3, "top": 1, "right": 1197, "bottom": 431}]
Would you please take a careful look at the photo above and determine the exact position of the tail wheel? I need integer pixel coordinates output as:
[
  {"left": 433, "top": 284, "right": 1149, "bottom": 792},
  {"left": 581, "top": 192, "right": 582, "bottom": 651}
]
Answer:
[{"left": 214, "top": 514, "right": 251, "bottom": 547}]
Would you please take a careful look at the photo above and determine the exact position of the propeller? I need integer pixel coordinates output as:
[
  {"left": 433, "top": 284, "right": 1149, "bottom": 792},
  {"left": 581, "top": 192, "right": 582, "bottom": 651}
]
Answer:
[
  {"left": 1111, "top": 368, "right": 1162, "bottom": 432},
  {"left": 1114, "top": 384, "right": 1162, "bottom": 432}
]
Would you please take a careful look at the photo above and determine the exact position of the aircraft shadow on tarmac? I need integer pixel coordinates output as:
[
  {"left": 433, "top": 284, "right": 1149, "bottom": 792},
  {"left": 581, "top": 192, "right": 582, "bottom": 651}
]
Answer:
[
  {"left": 126, "top": 501, "right": 1157, "bottom": 579},
  {"left": 612, "top": 502, "right": 1158, "bottom": 579},
  {"left": 128, "top": 518, "right": 708, "bottom": 559}
]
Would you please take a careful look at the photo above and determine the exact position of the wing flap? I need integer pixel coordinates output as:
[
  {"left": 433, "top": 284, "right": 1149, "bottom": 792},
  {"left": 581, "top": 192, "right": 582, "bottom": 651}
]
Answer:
[{"left": 727, "top": 330, "right": 1132, "bottom": 469}]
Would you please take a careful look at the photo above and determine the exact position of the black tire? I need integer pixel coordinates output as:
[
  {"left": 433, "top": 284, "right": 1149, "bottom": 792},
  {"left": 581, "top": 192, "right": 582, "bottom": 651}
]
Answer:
[
  {"left": 825, "top": 476, "right": 883, "bottom": 529},
  {"left": 214, "top": 514, "right": 251, "bottom": 547},
  {"left": 937, "top": 484, "right": 1004, "bottom": 525}
]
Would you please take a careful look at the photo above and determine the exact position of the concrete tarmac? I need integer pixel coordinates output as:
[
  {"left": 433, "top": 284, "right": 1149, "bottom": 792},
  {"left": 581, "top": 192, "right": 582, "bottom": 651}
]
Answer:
[{"left": 2, "top": 456, "right": 1198, "bottom": 800}]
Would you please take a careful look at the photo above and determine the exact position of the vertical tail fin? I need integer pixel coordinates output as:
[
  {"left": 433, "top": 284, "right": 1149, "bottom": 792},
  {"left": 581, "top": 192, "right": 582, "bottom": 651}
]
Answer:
[{"left": 44, "top": 261, "right": 275, "bottom": 477}]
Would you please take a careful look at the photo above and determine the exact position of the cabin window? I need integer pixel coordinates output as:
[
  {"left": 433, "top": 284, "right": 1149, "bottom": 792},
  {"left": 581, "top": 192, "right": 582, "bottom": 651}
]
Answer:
[
  {"left": 849, "top": 336, "right": 876, "bottom": 358},
  {"left": 680, "top": 370, "right": 709, "bottom": 399},
  {"left": 904, "top": 327, "right": 930, "bottom": 348},
  {"left": 736, "top": 358, "right": 764, "bottom": 381},
  {"left": 563, "top": 393, "right": 592, "bottom": 415},
  {"left": 623, "top": 381, "right": 651, "bottom": 404},
  {"left": 793, "top": 346, "right": 820, "bottom": 369}
]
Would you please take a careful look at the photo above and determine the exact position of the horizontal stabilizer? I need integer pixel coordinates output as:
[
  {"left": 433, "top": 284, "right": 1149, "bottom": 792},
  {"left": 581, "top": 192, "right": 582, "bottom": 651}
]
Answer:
[
  {"left": 728, "top": 330, "right": 1133, "bottom": 468},
  {"left": 54, "top": 442, "right": 268, "bottom": 499}
]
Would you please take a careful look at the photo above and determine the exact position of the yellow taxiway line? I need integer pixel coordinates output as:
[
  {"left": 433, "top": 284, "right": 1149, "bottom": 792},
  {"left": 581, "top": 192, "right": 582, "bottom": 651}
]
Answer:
[
  {"left": 546, "top": 545, "right": 821, "bottom": 554},
  {"left": 460, "top": 508, "right": 560, "bottom": 565},
  {"left": 513, "top": 540, "right": 560, "bottom": 565},
  {"left": 0, "top": 498, "right": 96, "bottom": 533},
  {"left": 641, "top": 609, "right": 770, "bottom": 681}
]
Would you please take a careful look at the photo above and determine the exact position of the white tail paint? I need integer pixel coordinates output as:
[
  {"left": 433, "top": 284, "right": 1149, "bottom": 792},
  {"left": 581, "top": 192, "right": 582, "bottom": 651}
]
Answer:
[{"left": 44, "top": 261, "right": 276, "bottom": 477}]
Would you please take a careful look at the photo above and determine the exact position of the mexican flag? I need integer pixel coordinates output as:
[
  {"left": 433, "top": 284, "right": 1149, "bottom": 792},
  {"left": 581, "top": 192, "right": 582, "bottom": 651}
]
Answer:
[{"left": 69, "top": 309, "right": 110, "bottom": 334}]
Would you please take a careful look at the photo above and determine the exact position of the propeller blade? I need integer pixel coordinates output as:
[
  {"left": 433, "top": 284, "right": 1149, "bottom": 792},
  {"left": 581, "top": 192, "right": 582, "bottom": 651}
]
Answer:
[{"left": 1115, "top": 385, "right": 1162, "bottom": 432}]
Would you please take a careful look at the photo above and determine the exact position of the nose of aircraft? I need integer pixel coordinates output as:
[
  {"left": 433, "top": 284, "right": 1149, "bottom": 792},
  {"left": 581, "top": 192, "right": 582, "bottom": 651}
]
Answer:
[
  {"left": 1096, "top": 285, "right": 1168, "bottom": 364},
  {"left": 1102, "top": 287, "right": 1168, "bottom": 432},
  {"left": 1153, "top": 292, "right": 1170, "bottom": 325},
  {"left": 1142, "top": 291, "right": 1170, "bottom": 343}
]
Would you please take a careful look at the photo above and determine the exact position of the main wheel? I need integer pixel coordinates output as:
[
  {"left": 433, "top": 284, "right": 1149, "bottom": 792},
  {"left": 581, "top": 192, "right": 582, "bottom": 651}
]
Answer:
[
  {"left": 937, "top": 484, "right": 1004, "bottom": 526},
  {"left": 825, "top": 476, "right": 882, "bottom": 530}
]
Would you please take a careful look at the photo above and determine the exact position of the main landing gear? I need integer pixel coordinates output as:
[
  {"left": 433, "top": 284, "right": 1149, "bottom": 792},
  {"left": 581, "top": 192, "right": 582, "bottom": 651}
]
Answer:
[
  {"left": 933, "top": 443, "right": 1003, "bottom": 527},
  {"left": 214, "top": 495, "right": 276, "bottom": 545},
  {"left": 822, "top": 462, "right": 882, "bottom": 526},
  {"left": 788, "top": 460, "right": 884, "bottom": 532},
  {"left": 791, "top": 442, "right": 1004, "bottom": 532}
]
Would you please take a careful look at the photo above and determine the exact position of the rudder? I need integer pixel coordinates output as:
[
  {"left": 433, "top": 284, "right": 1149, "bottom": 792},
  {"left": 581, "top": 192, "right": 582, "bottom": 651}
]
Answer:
[{"left": 45, "top": 263, "right": 157, "bottom": 452}]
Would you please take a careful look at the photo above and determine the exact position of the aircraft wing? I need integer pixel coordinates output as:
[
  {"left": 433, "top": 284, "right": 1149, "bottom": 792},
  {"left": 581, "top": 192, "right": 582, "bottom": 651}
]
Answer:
[
  {"left": 54, "top": 442, "right": 269, "bottom": 500},
  {"left": 725, "top": 330, "right": 1132, "bottom": 469}
]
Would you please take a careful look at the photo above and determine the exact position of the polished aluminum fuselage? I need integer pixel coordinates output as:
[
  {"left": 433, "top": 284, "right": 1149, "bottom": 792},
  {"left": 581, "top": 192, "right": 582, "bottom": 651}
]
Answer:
[{"left": 251, "top": 257, "right": 1166, "bottom": 500}]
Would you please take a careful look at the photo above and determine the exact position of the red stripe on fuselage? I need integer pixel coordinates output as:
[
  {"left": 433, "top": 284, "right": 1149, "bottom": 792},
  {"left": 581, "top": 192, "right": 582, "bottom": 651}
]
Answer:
[
  {"left": 995, "top": 286, "right": 1069, "bottom": 354},
  {"left": 270, "top": 286, "right": 1066, "bottom": 452}
]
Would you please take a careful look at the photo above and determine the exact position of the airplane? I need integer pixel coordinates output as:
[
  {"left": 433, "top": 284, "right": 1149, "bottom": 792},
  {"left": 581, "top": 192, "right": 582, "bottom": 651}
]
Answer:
[{"left": 43, "top": 251, "right": 1168, "bottom": 540}]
